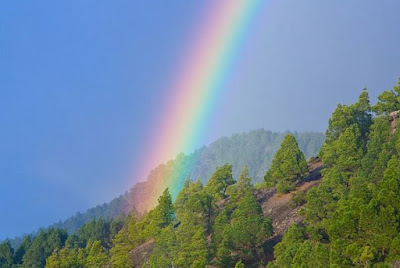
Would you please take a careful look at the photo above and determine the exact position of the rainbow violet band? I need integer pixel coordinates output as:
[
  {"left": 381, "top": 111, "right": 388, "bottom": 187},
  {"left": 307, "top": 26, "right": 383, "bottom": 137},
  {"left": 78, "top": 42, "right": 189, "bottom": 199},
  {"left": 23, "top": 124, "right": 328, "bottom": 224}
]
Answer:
[{"left": 136, "top": 1, "right": 264, "bottom": 211}]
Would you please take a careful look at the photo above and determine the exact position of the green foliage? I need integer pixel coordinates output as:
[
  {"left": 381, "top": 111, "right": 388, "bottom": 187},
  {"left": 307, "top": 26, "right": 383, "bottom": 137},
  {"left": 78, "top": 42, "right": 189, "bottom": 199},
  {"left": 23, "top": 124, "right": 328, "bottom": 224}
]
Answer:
[
  {"left": 22, "top": 228, "right": 68, "bottom": 267},
  {"left": 373, "top": 78, "right": 400, "bottom": 115},
  {"left": 150, "top": 165, "right": 272, "bottom": 267},
  {"left": 175, "top": 223, "right": 208, "bottom": 268},
  {"left": 234, "top": 259, "right": 245, "bottom": 268},
  {"left": 273, "top": 224, "right": 330, "bottom": 268},
  {"left": 151, "top": 180, "right": 210, "bottom": 268},
  {"left": 150, "top": 213, "right": 209, "bottom": 268},
  {"left": 149, "top": 227, "right": 176, "bottom": 268},
  {"left": 0, "top": 216, "right": 124, "bottom": 267},
  {"left": 211, "top": 171, "right": 272, "bottom": 266},
  {"left": 290, "top": 190, "right": 307, "bottom": 208},
  {"left": 360, "top": 115, "right": 392, "bottom": 182},
  {"left": 65, "top": 218, "right": 114, "bottom": 249},
  {"left": 227, "top": 165, "right": 254, "bottom": 203},
  {"left": 86, "top": 240, "right": 109, "bottom": 267},
  {"left": 174, "top": 180, "right": 214, "bottom": 230},
  {"left": 205, "top": 164, "right": 235, "bottom": 200},
  {"left": 8, "top": 130, "right": 323, "bottom": 252},
  {"left": 264, "top": 134, "right": 308, "bottom": 193},
  {"left": 45, "top": 247, "right": 85, "bottom": 268},
  {"left": 152, "top": 188, "right": 174, "bottom": 229},
  {"left": 272, "top": 86, "right": 400, "bottom": 267},
  {"left": 0, "top": 241, "right": 13, "bottom": 268},
  {"left": 321, "top": 89, "right": 372, "bottom": 157},
  {"left": 13, "top": 235, "right": 30, "bottom": 265},
  {"left": 10, "top": 83, "right": 400, "bottom": 267},
  {"left": 111, "top": 211, "right": 167, "bottom": 266},
  {"left": 322, "top": 124, "right": 364, "bottom": 173},
  {"left": 231, "top": 192, "right": 272, "bottom": 249}
]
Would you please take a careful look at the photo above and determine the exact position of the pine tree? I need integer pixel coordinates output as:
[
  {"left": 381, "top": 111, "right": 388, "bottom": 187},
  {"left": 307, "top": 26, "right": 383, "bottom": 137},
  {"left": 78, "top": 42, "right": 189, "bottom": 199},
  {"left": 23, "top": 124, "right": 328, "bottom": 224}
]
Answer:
[
  {"left": 205, "top": 164, "right": 235, "bottom": 200},
  {"left": 373, "top": 78, "right": 400, "bottom": 115},
  {"left": 226, "top": 165, "right": 254, "bottom": 204},
  {"left": 264, "top": 134, "right": 308, "bottom": 193},
  {"left": 149, "top": 227, "right": 177, "bottom": 268},
  {"left": 86, "top": 240, "right": 109, "bottom": 267},
  {"left": 14, "top": 235, "right": 31, "bottom": 265},
  {"left": 153, "top": 188, "right": 174, "bottom": 229},
  {"left": 175, "top": 221, "right": 208, "bottom": 268},
  {"left": 0, "top": 241, "right": 13, "bottom": 268},
  {"left": 231, "top": 192, "right": 273, "bottom": 257}
]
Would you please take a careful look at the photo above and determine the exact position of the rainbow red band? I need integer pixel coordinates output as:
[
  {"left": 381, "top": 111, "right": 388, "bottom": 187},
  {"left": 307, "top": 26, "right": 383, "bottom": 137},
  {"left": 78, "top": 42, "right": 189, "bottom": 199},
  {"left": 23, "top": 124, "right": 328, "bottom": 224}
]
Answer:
[{"left": 136, "top": 1, "right": 265, "bottom": 211}]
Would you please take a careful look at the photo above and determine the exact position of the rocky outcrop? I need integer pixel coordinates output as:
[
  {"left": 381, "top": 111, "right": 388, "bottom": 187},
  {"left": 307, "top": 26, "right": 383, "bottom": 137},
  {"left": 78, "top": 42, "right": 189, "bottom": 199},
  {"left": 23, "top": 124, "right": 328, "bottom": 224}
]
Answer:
[
  {"left": 390, "top": 110, "right": 399, "bottom": 134},
  {"left": 392, "top": 260, "right": 400, "bottom": 268},
  {"left": 128, "top": 238, "right": 156, "bottom": 268},
  {"left": 257, "top": 157, "right": 322, "bottom": 236},
  {"left": 257, "top": 158, "right": 323, "bottom": 262}
]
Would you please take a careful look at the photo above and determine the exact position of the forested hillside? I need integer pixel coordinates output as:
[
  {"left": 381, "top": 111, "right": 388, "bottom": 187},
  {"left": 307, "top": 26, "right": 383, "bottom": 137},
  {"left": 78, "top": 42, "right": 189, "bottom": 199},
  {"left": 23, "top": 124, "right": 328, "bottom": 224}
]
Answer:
[
  {"left": 3, "top": 80, "right": 400, "bottom": 267},
  {"left": 268, "top": 84, "right": 400, "bottom": 267},
  {"left": 8, "top": 130, "right": 323, "bottom": 246}
]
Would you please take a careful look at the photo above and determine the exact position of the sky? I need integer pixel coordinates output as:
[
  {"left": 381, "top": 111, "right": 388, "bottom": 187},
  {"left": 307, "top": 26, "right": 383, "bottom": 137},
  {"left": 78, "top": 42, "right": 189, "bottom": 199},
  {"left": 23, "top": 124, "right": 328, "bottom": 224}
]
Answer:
[{"left": 1, "top": 0, "right": 400, "bottom": 240}]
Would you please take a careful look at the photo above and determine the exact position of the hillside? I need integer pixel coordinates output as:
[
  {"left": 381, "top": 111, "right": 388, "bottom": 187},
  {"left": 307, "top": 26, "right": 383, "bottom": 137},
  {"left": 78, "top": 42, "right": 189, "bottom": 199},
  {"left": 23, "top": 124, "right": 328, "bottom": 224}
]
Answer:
[
  {"left": 52, "top": 130, "right": 323, "bottom": 232},
  {"left": 7, "top": 130, "right": 323, "bottom": 249},
  {"left": 3, "top": 84, "right": 400, "bottom": 267},
  {"left": 128, "top": 157, "right": 324, "bottom": 267}
]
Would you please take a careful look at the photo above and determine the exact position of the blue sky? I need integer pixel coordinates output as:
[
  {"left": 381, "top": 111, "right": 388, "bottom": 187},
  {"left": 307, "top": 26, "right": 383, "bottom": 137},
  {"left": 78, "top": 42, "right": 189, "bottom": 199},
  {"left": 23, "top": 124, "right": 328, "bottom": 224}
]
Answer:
[{"left": 1, "top": 0, "right": 400, "bottom": 239}]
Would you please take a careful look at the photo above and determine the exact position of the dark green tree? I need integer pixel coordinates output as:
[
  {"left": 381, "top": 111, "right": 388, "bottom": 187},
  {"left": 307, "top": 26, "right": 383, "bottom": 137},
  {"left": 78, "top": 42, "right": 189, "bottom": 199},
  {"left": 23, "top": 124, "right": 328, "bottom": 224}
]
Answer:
[
  {"left": 205, "top": 164, "right": 235, "bottom": 200},
  {"left": 373, "top": 78, "right": 400, "bottom": 115},
  {"left": 231, "top": 192, "right": 273, "bottom": 258},
  {"left": 85, "top": 240, "right": 109, "bottom": 267},
  {"left": 13, "top": 235, "right": 31, "bottom": 265},
  {"left": 22, "top": 228, "right": 68, "bottom": 267},
  {"left": 264, "top": 134, "right": 308, "bottom": 193},
  {"left": 227, "top": 165, "right": 254, "bottom": 203},
  {"left": 152, "top": 188, "right": 174, "bottom": 229},
  {"left": 0, "top": 241, "right": 13, "bottom": 268}
]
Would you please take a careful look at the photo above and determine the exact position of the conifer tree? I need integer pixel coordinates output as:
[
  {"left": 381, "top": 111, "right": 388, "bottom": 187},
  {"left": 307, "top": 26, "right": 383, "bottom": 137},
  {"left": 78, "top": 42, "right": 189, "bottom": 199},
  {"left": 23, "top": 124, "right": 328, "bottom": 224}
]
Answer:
[
  {"left": 227, "top": 165, "right": 254, "bottom": 203},
  {"left": 264, "top": 134, "right": 308, "bottom": 193},
  {"left": 231, "top": 192, "right": 273, "bottom": 252},
  {"left": 205, "top": 164, "right": 235, "bottom": 200},
  {"left": 13, "top": 235, "right": 30, "bottom": 265},
  {"left": 149, "top": 227, "right": 177, "bottom": 268},
  {"left": 373, "top": 78, "right": 400, "bottom": 115},
  {"left": 0, "top": 241, "right": 13, "bottom": 268},
  {"left": 153, "top": 188, "right": 174, "bottom": 229},
  {"left": 85, "top": 240, "right": 109, "bottom": 267},
  {"left": 111, "top": 189, "right": 174, "bottom": 268}
]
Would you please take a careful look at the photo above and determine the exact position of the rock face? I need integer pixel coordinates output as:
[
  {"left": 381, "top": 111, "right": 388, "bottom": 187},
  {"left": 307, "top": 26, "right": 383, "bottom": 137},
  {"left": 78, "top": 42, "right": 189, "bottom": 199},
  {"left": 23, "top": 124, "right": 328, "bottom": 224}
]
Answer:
[
  {"left": 129, "top": 238, "right": 156, "bottom": 268},
  {"left": 392, "top": 260, "right": 400, "bottom": 268},
  {"left": 390, "top": 110, "right": 400, "bottom": 134},
  {"left": 256, "top": 157, "right": 322, "bottom": 237},
  {"left": 256, "top": 157, "right": 323, "bottom": 262}
]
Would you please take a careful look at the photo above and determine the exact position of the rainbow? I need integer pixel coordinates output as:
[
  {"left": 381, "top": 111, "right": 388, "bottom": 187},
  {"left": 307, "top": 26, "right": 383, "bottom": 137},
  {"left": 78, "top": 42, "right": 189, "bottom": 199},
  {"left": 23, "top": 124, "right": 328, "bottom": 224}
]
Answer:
[{"left": 137, "top": 1, "right": 264, "bottom": 211}]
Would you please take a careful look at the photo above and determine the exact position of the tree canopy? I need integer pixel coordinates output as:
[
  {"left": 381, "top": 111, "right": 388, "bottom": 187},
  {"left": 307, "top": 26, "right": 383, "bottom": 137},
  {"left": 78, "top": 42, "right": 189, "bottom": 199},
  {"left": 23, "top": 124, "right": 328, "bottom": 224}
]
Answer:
[{"left": 264, "top": 134, "right": 308, "bottom": 193}]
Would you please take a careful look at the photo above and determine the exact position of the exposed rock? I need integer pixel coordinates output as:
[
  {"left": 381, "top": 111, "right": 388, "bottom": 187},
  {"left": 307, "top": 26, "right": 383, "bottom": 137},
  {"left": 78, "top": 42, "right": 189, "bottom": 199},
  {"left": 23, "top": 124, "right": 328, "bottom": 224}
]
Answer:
[
  {"left": 129, "top": 238, "right": 156, "bottom": 268},
  {"left": 254, "top": 187, "right": 276, "bottom": 204},
  {"left": 392, "top": 260, "right": 400, "bottom": 268},
  {"left": 216, "top": 197, "right": 229, "bottom": 211},
  {"left": 390, "top": 110, "right": 400, "bottom": 134},
  {"left": 259, "top": 179, "right": 319, "bottom": 238},
  {"left": 259, "top": 157, "right": 323, "bottom": 263},
  {"left": 260, "top": 157, "right": 322, "bottom": 236}
]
